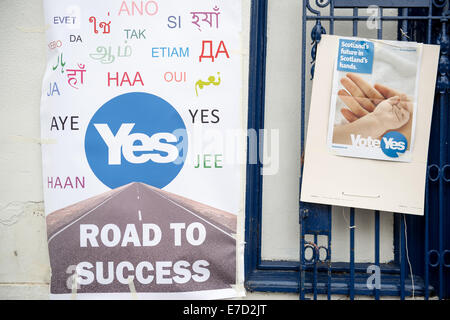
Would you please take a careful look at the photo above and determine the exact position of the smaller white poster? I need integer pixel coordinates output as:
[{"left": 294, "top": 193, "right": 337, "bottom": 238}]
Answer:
[
  {"left": 327, "top": 37, "right": 423, "bottom": 162},
  {"left": 300, "top": 35, "right": 440, "bottom": 216}
]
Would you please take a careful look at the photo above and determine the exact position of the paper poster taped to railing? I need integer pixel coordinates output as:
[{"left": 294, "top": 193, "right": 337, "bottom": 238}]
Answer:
[
  {"left": 301, "top": 35, "right": 440, "bottom": 216},
  {"left": 328, "top": 37, "right": 423, "bottom": 162},
  {"left": 41, "top": 0, "right": 243, "bottom": 299}
]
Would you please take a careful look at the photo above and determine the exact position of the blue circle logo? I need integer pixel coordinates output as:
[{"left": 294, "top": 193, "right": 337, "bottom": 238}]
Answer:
[
  {"left": 85, "top": 92, "right": 187, "bottom": 189},
  {"left": 380, "top": 131, "right": 407, "bottom": 158}
]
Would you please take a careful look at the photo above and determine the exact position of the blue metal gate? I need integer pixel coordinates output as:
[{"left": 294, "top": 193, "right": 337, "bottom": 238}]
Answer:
[{"left": 300, "top": 0, "right": 450, "bottom": 300}]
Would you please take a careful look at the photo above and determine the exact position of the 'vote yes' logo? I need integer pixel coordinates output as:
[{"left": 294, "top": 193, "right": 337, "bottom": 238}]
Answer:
[
  {"left": 85, "top": 92, "right": 187, "bottom": 189},
  {"left": 380, "top": 131, "right": 407, "bottom": 158}
]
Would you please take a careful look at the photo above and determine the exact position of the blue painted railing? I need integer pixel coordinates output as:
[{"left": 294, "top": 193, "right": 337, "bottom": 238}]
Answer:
[
  {"left": 244, "top": 0, "right": 449, "bottom": 300},
  {"left": 299, "top": 0, "right": 450, "bottom": 300}
]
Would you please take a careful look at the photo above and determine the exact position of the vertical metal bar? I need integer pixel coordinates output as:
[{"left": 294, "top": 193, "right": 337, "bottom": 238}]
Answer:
[
  {"left": 438, "top": 19, "right": 449, "bottom": 298},
  {"left": 438, "top": 93, "right": 445, "bottom": 299},
  {"left": 375, "top": 10, "right": 382, "bottom": 300},
  {"left": 300, "top": 2, "right": 307, "bottom": 153},
  {"left": 350, "top": 208, "right": 355, "bottom": 300},
  {"left": 427, "top": 1, "right": 433, "bottom": 44},
  {"left": 436, "top": 10, "right": 449, "bottom": 300},
  {"left": 400, "top": 213, "right": 406, "bottom": 300},
  {"left": 349, "top": 7, "right": 358, "bottom": 301},
  {"left": 400, "top": 8, "right": 409, "bottom": 300},
  {"left": 299, "top": 0, "right": 307, "bottom": 301},
  {"left": 300, "top": 222, "right": 305, "bottom": 300},
  {"left": 424, "top": 1, "right": 433, "bottom": 301},
  {"left": 327, "top": 2, "right": 334, "bottom": 302},
  {"left": 433, "top": 8, "right": 449, "bottom": 300},
  {"left": 353, "top": 7, "right": 358, "bottom": 36},
  {"left": 394, "top": 214, "right": 400, "bottom": 264},
  {"left": 329, "top": 0, "right": 335, "bottom": 34},
  {"left": 313, "top": 234, "right": 318, "bottom": 300},
  {"left": 377, "top": 7, "right": 383, "bottom": 40},
  {"left": 327, "top": 232, "right": 332, "bottom": 300},
  {"left": 401, "top": 8, "right": 409, "bottom": 41},
  {"left": 375, "top": 211, "right": 380, "bottom": 300},
  {"left": 424, "top": 178, "right": 430, "bottom": 300}
]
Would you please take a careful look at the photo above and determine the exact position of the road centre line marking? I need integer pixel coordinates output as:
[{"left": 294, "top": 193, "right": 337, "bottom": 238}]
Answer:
[
  {"left": 138, "top": 210, "right": 142, "bottom": 221},
  {"left": 47, "top": 187, "right": 129, "bottom": 244},
  {"left": 128, "top": 277, "right": 138, "bottom": 300},
  {"left": 149, "top": 189, "right": 234, "bottom": 239}
]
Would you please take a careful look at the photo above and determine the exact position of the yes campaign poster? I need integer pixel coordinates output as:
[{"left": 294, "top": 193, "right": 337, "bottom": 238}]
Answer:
[
  {"left": 40, "top": 0, "right": 243, "bottom": 299},
  {"left": 300, "top": 35, "right": 440, "bottom": 216},
  {"left": 328, "top": 37, "right": 423, "bottom": 162}
]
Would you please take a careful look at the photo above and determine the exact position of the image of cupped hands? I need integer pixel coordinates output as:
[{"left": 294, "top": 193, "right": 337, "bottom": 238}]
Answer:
[{"left": 332, "top": 73, "right": 414, "bottom": 146}]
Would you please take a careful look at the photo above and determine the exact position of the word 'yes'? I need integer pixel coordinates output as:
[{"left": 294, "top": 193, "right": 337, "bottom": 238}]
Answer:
[
  {"left": 191, "top": 6, "right": 220, "bottom": 31},
  {"left": 195, "top": 73, "right": 221, "bottom": 96},
  {"left": 118, "top": 1, "right": 158, "bottom": 16},
  {"left": 124, "top": 29, "right": 146, "bottom": 39},
  {"left": 90, "top": 43, "right": 132, "bottom": 64},
  {"left": 53, "top": 16, "right": 76, "bottom": 24},
  {"left": 107, "top": 72, "right": 143, "bottom": 87},
  {"left": 50, "top": 116, "right": 79, "bottom": 131},
  {"left": 89, "top": 14, "right": 111, "bottom": 34},
  {"left": 94, "top": 123, "right": 178, "bottom": 164},
  {"left": 47, "top": 82, "right": 60, "bottom": 96},
  {"left": 199, "top": 41, "right": 230, "bottom": 62},
  {"left": 48, "top": 40, "right": 62, "bottom": 50}
]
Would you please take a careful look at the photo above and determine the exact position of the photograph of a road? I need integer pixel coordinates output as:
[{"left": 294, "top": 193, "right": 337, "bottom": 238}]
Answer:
[{"left": 47, "top": 182, "right": 237, "bottom": 294}]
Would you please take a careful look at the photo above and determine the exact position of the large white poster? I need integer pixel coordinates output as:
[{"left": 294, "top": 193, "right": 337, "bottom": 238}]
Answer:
[{"left": 41, "top": 0, "right": 243, "bottom": 299}]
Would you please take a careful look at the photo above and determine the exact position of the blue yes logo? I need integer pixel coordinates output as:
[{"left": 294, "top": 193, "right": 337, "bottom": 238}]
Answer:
[
  {"left": 85, "top": 92, "right": 187, "bottom": 189},
  {"left": 380, "top": 131, "right": 407, "bottom": 158}
]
